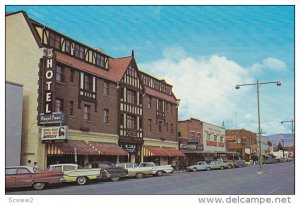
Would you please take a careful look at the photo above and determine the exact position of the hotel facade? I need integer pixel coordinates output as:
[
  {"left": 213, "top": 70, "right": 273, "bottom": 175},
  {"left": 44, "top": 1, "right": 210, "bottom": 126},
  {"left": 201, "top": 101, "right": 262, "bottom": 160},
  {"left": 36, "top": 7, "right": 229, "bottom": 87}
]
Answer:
[{"left": 6, "top": 11, "right": 183, "bottom": 170}]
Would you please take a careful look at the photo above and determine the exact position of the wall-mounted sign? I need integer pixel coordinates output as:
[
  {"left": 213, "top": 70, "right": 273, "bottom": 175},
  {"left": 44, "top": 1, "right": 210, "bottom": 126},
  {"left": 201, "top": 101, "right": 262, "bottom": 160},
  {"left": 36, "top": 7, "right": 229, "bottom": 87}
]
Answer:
[
  {"left": 40, "top": 48, "right": 56, "bottom": 115},
  {"left": 39, "top": 113, "right": 64, "bottom": 124},
  {"left": 41, "top": 126, "right": 68, "bottom": 141},
  {"left": 124, "top": 144, "right": 136, "bottom": 153}
]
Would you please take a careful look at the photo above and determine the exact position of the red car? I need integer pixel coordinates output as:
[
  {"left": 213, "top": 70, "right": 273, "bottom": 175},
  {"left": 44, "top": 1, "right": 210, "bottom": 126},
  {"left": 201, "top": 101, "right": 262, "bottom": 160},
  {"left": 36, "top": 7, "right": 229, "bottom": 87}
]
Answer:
[{"left": 5, "top": 166, "right": 65, "bottom": 190}]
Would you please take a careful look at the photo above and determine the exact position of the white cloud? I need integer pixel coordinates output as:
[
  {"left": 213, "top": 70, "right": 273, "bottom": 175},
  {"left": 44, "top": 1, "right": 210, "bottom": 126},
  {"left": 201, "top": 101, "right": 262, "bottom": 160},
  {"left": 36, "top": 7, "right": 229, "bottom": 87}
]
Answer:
[
  {"left": 249, "top": 57, "right": 287, "bottom": 73},
  {"left": 139, "top": 47, "right": 290, "bottom": 134}
]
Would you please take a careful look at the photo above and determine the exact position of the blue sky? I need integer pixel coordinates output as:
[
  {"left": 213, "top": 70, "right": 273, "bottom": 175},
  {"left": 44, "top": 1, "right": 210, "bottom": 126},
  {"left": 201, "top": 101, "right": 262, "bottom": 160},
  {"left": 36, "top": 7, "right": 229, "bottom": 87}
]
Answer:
[{"left": 6, "top": 6, "right": 294, "bottom": 135}]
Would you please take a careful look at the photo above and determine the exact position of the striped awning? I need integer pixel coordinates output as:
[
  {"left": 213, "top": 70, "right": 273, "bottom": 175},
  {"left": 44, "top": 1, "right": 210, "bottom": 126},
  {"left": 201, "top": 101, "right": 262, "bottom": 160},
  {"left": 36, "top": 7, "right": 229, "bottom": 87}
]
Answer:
[
  {"left": 89, "top": 142, "right": 128, "bottom": 156},
  {"left": 164, "top": 147, "right": 185, "bottom": 157},
  {"left": 46, "top": 140, "right": 100, "bottom": 155},
  {"left": 143, "top": 146, "right": 185, "bottom": 157},
  {"left": 143, "top": 146, "right": 170, "bottom": 157}
]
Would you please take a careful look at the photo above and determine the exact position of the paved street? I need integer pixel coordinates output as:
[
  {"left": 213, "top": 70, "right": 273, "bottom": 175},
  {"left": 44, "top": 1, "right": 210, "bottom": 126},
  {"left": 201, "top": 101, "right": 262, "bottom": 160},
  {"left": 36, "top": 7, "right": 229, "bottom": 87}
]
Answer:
[{"left": 6, "top": 162, "right": 294, "bottom": 195}]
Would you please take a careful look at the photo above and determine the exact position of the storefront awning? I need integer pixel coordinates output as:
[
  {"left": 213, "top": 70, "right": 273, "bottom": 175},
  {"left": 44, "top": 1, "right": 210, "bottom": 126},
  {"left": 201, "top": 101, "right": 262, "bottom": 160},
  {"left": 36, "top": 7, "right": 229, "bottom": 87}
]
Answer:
[
  {"left": 163, "top": 147, "right": 185, "bottom": 157},
  {"left": 181, "top": 150, "right": 215, "bottom": 154},
  {"left": 89, "top": 142, "right": 128, "bottom": 156},
  {"left": 46, "top": 140, "right": 100, "bottom": 155},
  {"left": 143, "top": 146, "right": 185, "bottom": 157},
  {"left": 143, "top": 146, "right": 170, "bottom": 157}
]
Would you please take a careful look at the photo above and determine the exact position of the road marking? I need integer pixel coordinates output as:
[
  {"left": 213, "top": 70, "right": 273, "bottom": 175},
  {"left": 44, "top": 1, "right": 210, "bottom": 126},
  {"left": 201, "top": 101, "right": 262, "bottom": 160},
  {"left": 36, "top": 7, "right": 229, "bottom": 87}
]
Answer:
[{"left": 268, "top": 186, "right": 281, "bottom": 194}]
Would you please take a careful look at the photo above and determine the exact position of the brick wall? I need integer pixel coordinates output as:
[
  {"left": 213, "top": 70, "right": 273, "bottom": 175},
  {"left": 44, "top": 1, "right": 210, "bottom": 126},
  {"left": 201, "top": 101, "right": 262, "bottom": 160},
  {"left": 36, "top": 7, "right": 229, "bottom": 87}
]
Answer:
[
  {"left": 142, "top": 94, "right": 177, "bottom": 142},
  {"left": 54, "top": 65, "right": 118, "bottom": 134}
]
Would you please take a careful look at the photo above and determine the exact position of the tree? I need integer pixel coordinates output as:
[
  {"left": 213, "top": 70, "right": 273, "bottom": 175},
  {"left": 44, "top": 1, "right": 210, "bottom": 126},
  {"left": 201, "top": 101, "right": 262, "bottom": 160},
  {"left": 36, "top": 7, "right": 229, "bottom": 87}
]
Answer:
[{"left": 277, "top": 142, "right": 283, "bottom": 150}]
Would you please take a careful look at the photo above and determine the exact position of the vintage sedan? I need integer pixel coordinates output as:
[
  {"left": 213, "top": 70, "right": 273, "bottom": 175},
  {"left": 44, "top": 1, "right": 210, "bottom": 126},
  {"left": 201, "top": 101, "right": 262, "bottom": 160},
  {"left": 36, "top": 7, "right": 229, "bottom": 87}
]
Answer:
[
  {"left": 116, "top": 163, "right": 153, "bottom": 179},
  {"left": 49, "top": 163, "right": 102, "bottom": 185},
  {"left": 186, "top": 161, "right": 210, "bottom": 172},
  {"left": 208, "top": 161, "right": 228, "bottom": 170},
  {"left": 88, "top": 161, "right": 128, "bottom": 182},
  {"left": 139, "top": 162, "right": 174, "bottom": 176},
  {"left": 5, "top": 166, "right": 64, "bottom": 190}
]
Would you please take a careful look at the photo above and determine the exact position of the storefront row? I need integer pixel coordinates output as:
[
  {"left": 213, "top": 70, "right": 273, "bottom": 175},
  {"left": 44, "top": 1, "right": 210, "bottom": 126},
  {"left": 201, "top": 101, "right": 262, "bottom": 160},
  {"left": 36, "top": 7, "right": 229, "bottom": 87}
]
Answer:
[{"left": 44, "top": 140, "right": 185, "bottom": 169}]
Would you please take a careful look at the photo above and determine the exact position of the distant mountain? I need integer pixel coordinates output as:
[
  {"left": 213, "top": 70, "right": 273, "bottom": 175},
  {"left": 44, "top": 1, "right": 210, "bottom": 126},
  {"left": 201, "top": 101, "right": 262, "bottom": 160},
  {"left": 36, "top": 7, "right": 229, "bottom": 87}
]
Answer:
[{"left": 266, "top": 133, "right": 294, "bottom": 146}]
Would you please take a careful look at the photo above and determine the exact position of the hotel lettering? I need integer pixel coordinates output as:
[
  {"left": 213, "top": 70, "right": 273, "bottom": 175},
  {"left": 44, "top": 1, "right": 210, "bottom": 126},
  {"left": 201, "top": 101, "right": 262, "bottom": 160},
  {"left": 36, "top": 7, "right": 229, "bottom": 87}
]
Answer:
[{"left": 40, "top": 48, "right": 56, "bottom": 114}]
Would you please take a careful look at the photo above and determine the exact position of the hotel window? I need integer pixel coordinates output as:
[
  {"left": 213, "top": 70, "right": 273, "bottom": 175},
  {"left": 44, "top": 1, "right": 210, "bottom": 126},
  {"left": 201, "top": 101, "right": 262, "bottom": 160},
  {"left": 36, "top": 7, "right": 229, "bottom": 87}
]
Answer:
[
  {"left": 49, "top": 33, "right": 55, "bottom": 47},
  {"left": 191, "top": 132, "right": 195, "bottom": 138},
  {"left": 157, "top": 99, "right": 163, "bottom": 111},
  {"left": 103, "top": 109, "right": 109, "bottom": 124},
  {"left": 54, "top": 35, "right": 60, "bottom": 50},
  {"left": 214, "top": 135, "right": 218, "bottom": 141},
  {"left": 56, "top": 65, "right": 63, "bottom": 82},
  {"left": 147, "top": 96, "right": 152, "bottom": 108},
  {"left": 79, "top": 46, "right": 85, "bottom": 59},
  {"left": 237, "top": 138, "right": 241, "bottom": 143},
  {"left": 171, "top": 124, "right": 174, "bottom": 134},
  {"left": 166, "top": 102, "right": 169, "bottom": 112},
  {"left": 120, "top": 114, "right": 124, "bottom": 126},
  {"left": 70, "top": 69, "right": 74, "bottom": 83},
  {"left": 65, "top": 40, "right": 71, "bottom": 54},
  {"left": 166, "top": 123, "right": 169, "bottom": 132},
  {"left": 158, "top": 121, "right": 162, "bottom": 132},
  {"left": 83, "top": 105, "right": 90, "bottom": 120},
  {"left": 127, "top": 66, "right": 135, "bottom": 77},
  {"left": 69, "top": 101, "right": 74, "bottom": 116},
  {"left": 84, "top": 74, "right": 91, "bottom": 91},
  {"left": 75, "top": 45, "right": 80, "bottom": 58},
  {"left": 127, "top": 115, "right": 135, "bottom": 130},
  {"left": 55, "top": 99, "right": 63, "bottom": 112},
  {"left": 148, "top": 119, "right": 152, "bottom": 131},
  {"left": 104, "top": 81, "right": 109, "bottom": 96},
  {"left": 127, "top": 89, "right": 135, "bottom": 104}
]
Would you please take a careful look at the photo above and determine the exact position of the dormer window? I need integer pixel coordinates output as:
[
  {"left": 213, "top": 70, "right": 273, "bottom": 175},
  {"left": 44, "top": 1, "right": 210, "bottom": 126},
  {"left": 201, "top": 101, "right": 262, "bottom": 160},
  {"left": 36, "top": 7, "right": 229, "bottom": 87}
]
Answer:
[
  {"left": 54, "top": 35, "right": 60, "bottom": 50},
  {"left": 127, "top": 66, "right": 135, "bottom": 77},
  {"left": 65, "top": 40, "right": 71, "bottom": 54},
  {"left": 75, "top": 44, "right": 84, "bottom": 59}
]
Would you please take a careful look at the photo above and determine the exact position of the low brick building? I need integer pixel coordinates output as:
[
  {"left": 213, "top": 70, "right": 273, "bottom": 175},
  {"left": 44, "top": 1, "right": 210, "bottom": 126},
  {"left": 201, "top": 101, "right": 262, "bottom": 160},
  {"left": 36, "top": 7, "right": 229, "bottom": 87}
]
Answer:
[{"left": 225, "top": 129, "right": 258, "bottom": 159}]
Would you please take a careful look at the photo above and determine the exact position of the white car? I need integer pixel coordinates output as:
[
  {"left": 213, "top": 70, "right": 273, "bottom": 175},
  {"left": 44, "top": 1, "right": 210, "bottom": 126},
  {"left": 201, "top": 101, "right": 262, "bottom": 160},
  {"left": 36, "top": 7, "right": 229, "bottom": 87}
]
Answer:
[
  {"left": 187, "top": 161, "right": 210, "bottom": 172},
  {"left": 139, "top": 162, "right": 174, "bottom": 176},
  {"left": 116, "top": 163, "right": 153, "bottom": 179}
]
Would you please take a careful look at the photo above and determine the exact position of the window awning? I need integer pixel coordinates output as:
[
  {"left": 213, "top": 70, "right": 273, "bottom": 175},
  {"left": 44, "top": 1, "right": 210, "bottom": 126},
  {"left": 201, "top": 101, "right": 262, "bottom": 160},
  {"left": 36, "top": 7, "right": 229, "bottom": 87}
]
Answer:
[
  {"left": 46, "top": 140, "right": 100, "bottom": 155},
  {"left": 89, "top": 142, "right": 128, "bottom": 156},
  {"left": 143, "top": 146, "right": 170, "bottom": 157},
  {"left": 143, "top": 146, "right": 185, "bottom": 157},
  {"left": 163, "top": 147, "right": 185, "bottom": 157}
]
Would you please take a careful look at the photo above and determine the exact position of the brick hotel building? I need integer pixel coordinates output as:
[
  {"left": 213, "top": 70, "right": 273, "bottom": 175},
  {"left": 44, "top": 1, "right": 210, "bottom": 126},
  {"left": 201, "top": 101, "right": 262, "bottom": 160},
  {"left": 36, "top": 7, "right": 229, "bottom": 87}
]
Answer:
[{"left": 6, "top": 11, "right": 184, "bottom": 169}]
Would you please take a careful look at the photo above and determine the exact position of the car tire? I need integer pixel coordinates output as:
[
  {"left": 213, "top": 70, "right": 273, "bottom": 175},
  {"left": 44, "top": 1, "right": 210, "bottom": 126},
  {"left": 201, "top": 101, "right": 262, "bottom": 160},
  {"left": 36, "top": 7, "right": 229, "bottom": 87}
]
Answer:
[
  {"left": 228, "top": 165, "right": 232, "bottom": 169},
  {"left": 77, "top": 176, "right": 88, "bottom": 185},
  {"left": 206, "top": 167, "right": 211, "bottom": 171},
  {"left": 111, "top": 176, "right": 120, "bottom": 182},
  {"left": 33, "top": 182, "right": 46, "bottom": 190},
  {"left": 136, "top": 173, "right": 144, "bottom": 179},
  {"left": 157, "top": 171, "right": 163, "bottom": 176},
  {"left": 220, "top": 166, "right": 224, "bottom": 170},
  {"left": 192, "top": 168, "right": 197, "bottom": 172}
]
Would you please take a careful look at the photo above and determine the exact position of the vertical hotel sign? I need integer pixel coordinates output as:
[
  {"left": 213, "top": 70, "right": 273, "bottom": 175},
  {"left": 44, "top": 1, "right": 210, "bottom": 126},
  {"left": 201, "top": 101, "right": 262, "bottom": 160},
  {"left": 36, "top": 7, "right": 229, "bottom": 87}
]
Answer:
[{"left": 40, "top": 48, "right": 56, "bottom": 115}]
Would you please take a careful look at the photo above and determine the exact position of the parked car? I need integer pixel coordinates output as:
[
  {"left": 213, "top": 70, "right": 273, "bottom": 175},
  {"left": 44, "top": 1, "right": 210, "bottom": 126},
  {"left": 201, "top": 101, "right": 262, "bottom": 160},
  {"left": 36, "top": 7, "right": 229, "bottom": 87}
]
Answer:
[
  {"left": 88, "top": 161, "right": 128, "bottom": 182},
  {"left": 186, "top": 161, "right": 210, "bottom": 172},
  {"left": 49, "top": 163, "right": 102, "bottom": 185},
  {"left": 234, "top": 160, "right": 246, "bottom": 168},
  {"left": 6, "top": 166, "right": 64, "bottom": 190},
  {"left": 263, "top": 158, "right": 277, "bottom": 164},
  {"left": 208, "top": 161, "right": 228, "bottom": 170},
  {"left": 223, "top": 160, "right": 235, "bottom": 169},
  {"left": 116, "top": 163, "right": 153, "bottom": 179},
  {"left": 139, "top": 162, "right": 174, "bottom": 176}
]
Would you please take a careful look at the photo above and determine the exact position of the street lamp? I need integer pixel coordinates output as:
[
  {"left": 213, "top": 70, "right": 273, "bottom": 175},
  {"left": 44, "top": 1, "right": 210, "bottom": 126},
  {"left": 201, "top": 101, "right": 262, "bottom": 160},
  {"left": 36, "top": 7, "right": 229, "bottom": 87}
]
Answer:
[
  {"left": 281, "top": 119, "right": 295, "bottom": 158},
  {"left": 235, "top": 80, "right": 281, "bottom": 174}
]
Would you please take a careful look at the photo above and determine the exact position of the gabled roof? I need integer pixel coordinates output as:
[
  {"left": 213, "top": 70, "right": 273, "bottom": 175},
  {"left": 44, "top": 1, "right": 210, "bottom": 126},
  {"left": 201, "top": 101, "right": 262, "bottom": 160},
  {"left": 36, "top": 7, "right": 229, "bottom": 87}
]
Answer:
[
  {"left": 56, "top": 52, "right": 118, "bottom": 82},
  {"left": 144, "top": 87, "right": 177, "bottom": 104},
  {"left": 108, "top": 56, "right": 133, "bottom": 82}
]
